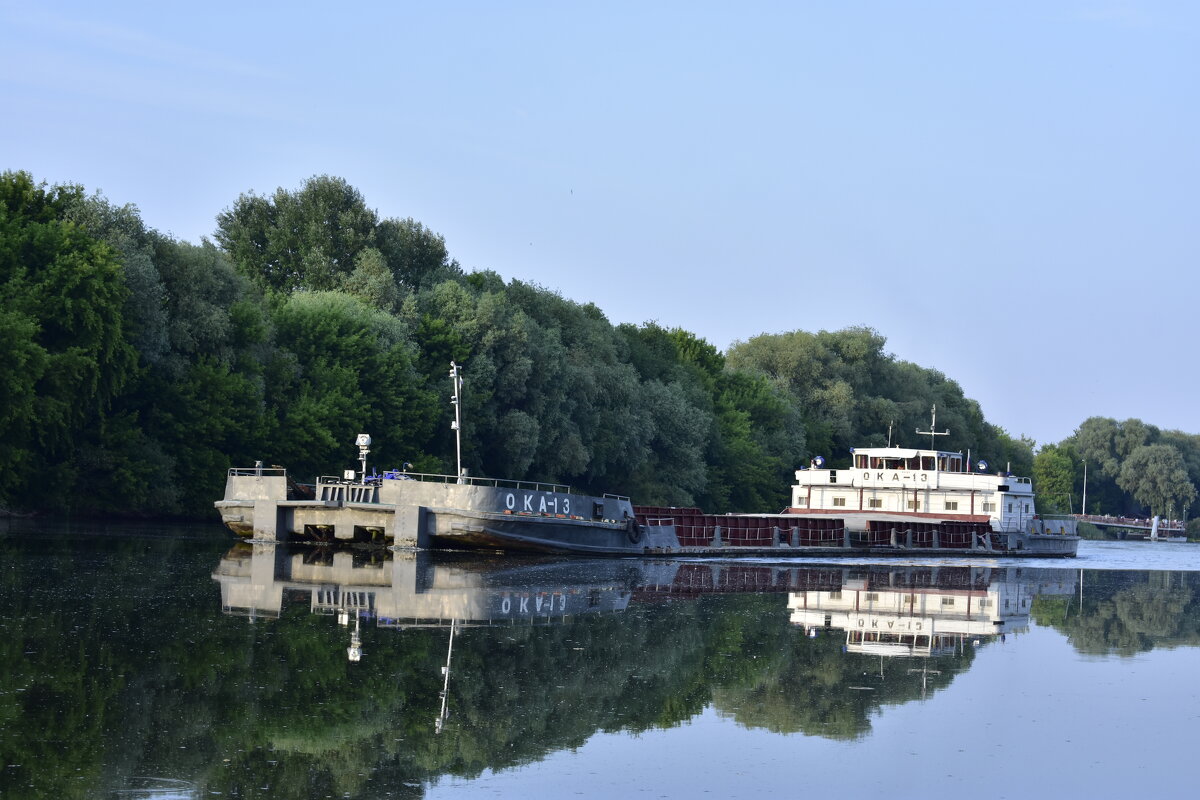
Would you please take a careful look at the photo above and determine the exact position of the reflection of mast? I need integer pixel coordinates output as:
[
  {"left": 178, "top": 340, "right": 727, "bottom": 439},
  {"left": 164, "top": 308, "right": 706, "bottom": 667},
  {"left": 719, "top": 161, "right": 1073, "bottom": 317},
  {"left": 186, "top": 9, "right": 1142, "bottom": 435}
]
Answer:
[
  {"left": 436, "top": 619, "right": 457, "bottom": 734},
  {"left": 908, "top": 661, "right": 942, "bottom": 700}
]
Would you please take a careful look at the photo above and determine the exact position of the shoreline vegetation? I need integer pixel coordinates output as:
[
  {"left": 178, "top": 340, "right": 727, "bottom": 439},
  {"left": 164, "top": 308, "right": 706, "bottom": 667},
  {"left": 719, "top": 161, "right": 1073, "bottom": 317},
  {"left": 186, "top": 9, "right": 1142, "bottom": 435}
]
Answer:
[{"left": 2, "top": 171, "right": 1196, "bottom": 534}]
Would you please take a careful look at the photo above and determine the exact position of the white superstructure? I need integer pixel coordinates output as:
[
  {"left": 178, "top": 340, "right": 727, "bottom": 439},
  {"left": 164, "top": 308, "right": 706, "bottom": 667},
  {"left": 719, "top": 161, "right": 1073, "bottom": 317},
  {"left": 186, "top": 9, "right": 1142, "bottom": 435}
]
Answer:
[{"left": 791, "top": 446, "right": 1036, "bottom": 534}]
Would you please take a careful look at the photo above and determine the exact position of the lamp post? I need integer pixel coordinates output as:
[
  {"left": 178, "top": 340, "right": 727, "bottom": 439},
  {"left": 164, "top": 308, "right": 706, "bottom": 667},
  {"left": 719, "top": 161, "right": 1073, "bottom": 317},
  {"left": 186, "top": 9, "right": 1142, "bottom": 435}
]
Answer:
[
  {"left": 355, "top": 434, "right": 371, "bottom": 483},
  {"left": 1081, "top": 458, "right": 1087, "bottom": 516}
]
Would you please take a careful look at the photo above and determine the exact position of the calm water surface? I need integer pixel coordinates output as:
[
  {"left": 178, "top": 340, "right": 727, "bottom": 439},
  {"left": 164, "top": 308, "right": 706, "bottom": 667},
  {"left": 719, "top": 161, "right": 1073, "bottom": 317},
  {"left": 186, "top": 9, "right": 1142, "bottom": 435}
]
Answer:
[{"left": 2, "top": 521, "right": 1199, "bottom": 799}]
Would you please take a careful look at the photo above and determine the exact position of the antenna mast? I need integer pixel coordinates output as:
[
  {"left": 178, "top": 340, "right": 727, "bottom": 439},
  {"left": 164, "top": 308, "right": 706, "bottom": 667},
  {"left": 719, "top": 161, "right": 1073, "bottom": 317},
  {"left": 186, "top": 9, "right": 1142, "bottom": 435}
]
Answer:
[
  {"left": 449, "top": 361, "right": 464, "bottom": 484},
  {"left": 915, "top": 404, "right": 949, "bottom": 452}
]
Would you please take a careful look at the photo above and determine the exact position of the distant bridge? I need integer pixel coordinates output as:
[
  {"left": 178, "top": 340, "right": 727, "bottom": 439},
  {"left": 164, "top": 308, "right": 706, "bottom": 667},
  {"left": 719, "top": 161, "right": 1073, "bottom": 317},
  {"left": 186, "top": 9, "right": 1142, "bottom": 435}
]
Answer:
[{"left": 1073, "top": 514, "right": 1186, "bottom": 536}]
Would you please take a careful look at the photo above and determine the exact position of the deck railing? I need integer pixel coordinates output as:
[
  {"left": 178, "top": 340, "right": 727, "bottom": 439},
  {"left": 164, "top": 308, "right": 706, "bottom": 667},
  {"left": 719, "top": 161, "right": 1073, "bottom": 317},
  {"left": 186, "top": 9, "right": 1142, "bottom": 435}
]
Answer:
[
  {"left": 377, "top": 470, "right": 573, "bottom": 495},
  {"left": 305, "top": 471, "right": 580, "bottom": 502}
]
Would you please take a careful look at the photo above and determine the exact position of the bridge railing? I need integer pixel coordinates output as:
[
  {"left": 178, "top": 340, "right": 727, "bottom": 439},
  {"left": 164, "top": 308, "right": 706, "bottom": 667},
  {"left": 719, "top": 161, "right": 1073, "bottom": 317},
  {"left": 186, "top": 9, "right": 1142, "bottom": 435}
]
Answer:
[{"left": 1074, "top": 514, "right": 1185, "bottom": 530}]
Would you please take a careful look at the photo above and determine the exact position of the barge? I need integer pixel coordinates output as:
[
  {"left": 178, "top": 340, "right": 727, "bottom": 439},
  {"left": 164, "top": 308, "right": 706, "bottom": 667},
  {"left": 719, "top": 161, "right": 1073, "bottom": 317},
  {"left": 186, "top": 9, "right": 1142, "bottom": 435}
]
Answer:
[
  {"left": 214, "top": 378, "right": 1076, "bottom": 557},
  {"left": 215, "top": 441, "right": 1077, "bottom": 557}
]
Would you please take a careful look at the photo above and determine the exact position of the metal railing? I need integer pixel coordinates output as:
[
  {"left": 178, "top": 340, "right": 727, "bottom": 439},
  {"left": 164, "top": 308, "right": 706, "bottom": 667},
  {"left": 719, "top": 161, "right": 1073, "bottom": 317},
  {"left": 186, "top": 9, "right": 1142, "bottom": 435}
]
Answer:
[
  {"left": 313, "top": 471, "right": 576, "bottom": 496},
  {"left": 314, "top": 479, "right": 380, "bottom": 504},
  {"left": 382, "top": 470, "right": 573, "bottom": 494},
  {"left": 1075, "top": 513, "right": 1185, "bottom": 531},
  {"left": 232, "top": 465, "right": 591, "bottom": 497}
]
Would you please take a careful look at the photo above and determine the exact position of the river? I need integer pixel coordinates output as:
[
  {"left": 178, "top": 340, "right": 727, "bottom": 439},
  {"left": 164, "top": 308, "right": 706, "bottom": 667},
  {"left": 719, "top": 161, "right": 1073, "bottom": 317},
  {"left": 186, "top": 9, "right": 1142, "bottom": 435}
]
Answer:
[{"left": 2, "top": 520, "right": 1198, "bottom": 799}]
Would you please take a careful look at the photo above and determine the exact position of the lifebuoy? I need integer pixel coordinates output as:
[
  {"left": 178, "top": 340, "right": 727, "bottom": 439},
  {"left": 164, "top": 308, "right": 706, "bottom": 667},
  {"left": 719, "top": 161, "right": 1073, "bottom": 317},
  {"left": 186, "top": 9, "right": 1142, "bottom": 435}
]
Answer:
[{"left": 626, "top": 518, "right": 644, "bottom": 544}]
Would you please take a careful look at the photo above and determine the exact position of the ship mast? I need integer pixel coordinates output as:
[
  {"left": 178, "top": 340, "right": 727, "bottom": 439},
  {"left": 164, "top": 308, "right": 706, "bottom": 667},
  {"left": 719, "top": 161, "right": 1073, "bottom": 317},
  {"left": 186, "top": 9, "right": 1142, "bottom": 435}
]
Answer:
[
  {"left": 916, "top": 405, "right": 949, "bottom": 453},
  {"left": 450, "top": 361, "right": 464, "bottom": 484}
]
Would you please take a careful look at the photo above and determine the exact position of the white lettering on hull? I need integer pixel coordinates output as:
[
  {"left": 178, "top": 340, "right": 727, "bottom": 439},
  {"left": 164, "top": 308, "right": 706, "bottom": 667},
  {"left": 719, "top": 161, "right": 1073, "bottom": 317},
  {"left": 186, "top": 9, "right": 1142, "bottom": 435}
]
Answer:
[{"left": 504, "top": 492, "right": 572, "bottom": 515}]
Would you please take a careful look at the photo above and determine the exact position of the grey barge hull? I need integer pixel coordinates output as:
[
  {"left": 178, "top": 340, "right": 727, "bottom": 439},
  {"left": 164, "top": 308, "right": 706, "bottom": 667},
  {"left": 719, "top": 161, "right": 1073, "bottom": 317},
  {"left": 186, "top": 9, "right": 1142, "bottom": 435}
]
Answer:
[{"left": 216, "top": 468, "right": 1078, "bottom": 558}]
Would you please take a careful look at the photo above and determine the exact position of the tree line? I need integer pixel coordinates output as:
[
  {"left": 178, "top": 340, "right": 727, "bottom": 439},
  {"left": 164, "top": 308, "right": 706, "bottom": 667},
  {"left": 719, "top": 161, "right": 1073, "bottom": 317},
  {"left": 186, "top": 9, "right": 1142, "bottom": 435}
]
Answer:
[
  {"left": 1033, "top": 417, "right": 1200, "bottom": 528},
  {"left": 1, "top": 169, "right": 1193, "bottom": 520}
]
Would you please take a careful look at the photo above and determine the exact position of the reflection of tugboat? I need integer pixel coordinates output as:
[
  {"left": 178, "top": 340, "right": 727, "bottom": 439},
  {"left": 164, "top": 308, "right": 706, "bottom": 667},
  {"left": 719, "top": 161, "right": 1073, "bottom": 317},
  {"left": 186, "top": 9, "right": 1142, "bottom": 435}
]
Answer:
[{"left": 787, "top": 565, "right": 1077, "bottom": 656}]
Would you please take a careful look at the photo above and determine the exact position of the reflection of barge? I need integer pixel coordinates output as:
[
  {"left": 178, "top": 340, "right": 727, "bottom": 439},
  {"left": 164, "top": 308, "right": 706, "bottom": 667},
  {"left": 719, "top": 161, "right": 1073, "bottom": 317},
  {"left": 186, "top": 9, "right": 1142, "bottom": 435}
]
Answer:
[
  {"left": 211, "top": 546, "right": 652, "bottom": 626},
  {"left": 211, "top": 545, "right": 1076, "bottom": 632}
]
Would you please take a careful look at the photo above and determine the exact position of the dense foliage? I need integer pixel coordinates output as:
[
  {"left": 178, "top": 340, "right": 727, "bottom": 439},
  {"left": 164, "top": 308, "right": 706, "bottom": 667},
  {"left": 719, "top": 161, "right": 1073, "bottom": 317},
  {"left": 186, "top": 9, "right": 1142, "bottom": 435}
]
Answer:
[
  {"left": 1032, "top": 416, "right": 1200, "bottom": 524},
  {"left": 5, "top": 169, "right": 1191, "bottom": 521}
]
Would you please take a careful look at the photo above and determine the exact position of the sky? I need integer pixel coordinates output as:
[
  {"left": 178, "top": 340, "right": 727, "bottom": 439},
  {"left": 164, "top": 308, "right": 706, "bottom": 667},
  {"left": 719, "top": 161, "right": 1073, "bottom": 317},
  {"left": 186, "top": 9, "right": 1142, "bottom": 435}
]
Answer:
[{"left": 2, "top": 1, "right": 1197, "bottom": 447}]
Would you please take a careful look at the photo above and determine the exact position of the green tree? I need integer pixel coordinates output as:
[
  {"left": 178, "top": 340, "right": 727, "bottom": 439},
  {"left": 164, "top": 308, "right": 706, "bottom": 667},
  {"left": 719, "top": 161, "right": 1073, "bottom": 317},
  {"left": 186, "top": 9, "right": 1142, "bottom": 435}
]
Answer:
[
  {"left": 268, "top": 291, "right": 438, "bottom": 479},
  {"left": 0, "top": 171, "right": 137, "bottom": 508},
  {"left": 726, "top": 326, "right": 1027, "bottom": 475},
  {"left": 1117, "top": 444, "right": 1196, "bottom": 519},
  {"left": 376, "top": 217, "right": 460, "bottom": 289},
  {"left": 343, "top": 247, "right": 400, "bottom": 311},
  {"left": 65, "top": 195, "right": 277, "bottom": 515},
  {"left": 1033, "top": 443, "right": 1078, "bottom": 514},
  {"left": 215, "top": 174, "right": 381, "bottom": 294},
  {"left": 215, "top": 175, "right": 461, "bottom": 298}
]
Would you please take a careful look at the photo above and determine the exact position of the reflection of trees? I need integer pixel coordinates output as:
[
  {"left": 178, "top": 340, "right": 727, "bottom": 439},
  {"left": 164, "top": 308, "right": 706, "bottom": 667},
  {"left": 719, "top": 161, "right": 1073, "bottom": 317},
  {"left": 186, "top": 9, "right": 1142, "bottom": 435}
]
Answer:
[
  {"left": 713, "top": 636, "right": 968, "bottom": 739},
  {"left": 3, "top": 538, "right": 997, "bottom": 798},
  {"left": 1032, "top": 571, "right": 1200, "bottom": 656}
]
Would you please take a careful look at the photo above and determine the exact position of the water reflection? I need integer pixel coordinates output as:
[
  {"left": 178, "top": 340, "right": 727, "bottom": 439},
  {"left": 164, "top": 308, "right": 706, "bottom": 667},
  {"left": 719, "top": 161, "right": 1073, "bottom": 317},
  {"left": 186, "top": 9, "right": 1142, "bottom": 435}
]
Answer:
[
  {"left": 211, "top": 544, "right": 1078, "bottom": 662},
  {"left": 2, "top": 530, "right": 1197, "bottom": 799},
  {"left": 209, "top": 545, "right": 1083, "bottom": 739},
  {"left": 211, "top": 544, "right": 647, "bottom": 629},
  {"left": 788, "top": 564, "right": 1077, "bottom": 656}
]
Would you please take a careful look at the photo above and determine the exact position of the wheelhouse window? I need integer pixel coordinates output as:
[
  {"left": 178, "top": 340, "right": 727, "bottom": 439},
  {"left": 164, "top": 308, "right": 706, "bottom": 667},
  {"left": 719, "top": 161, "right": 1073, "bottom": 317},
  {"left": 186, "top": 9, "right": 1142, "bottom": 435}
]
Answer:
[{"left": 937, "top": 455, "right": 964, "bottom": 472}]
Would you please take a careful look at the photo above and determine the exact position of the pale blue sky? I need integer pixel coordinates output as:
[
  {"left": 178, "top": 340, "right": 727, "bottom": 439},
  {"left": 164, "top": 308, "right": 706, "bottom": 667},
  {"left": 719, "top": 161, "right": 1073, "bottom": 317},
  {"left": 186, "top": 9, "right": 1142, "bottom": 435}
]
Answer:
[{"left": 3, "top": 1, "right": 1196, "bottom": 446}]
